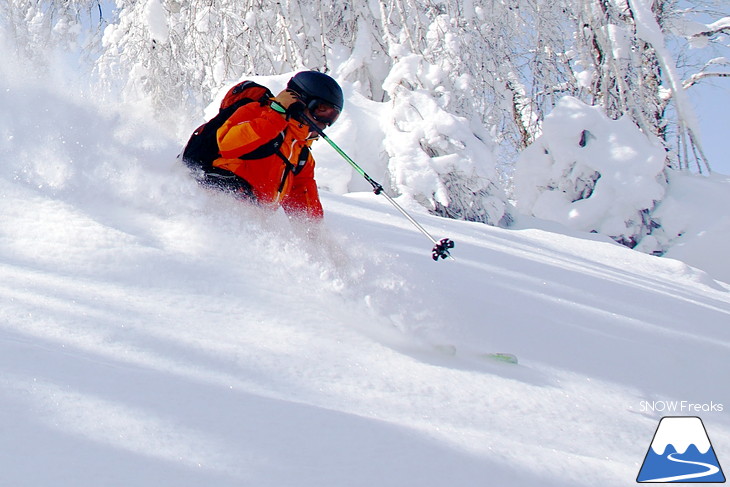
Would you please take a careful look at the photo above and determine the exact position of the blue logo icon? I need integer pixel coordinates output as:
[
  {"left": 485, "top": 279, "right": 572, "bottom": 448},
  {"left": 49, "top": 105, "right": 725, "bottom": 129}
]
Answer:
[{"left": 637, "top": 416, "right": 725, "bottom": 483}]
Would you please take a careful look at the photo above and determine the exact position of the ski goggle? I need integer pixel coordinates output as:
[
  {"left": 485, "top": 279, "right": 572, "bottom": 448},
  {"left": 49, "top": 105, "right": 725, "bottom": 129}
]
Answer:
[{"left": 308, "top": 99, "right": 341, "bottom": 126}]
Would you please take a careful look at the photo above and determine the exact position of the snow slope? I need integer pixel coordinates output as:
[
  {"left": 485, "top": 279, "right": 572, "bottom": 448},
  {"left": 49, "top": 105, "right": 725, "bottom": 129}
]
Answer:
[{"left": 2, "top": 60, "right": 730, "bottom": 487}]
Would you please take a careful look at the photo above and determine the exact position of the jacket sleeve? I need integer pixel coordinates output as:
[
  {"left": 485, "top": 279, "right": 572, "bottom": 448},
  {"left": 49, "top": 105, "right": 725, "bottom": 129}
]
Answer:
[
  {"left": 281, "top": 152, "right": 324, "bottom": 219},
  {"left": 217, "top": 104, "right": 287, "bottom": 159}
]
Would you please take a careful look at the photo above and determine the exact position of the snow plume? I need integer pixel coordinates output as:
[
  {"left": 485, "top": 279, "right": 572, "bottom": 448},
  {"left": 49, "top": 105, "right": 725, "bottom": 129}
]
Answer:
[
  {"left": 0, "top": 49, "right": 406, "bottom": 325},
  {"left": 513, "top": 96, "right": 667, "bottom": 251},
  {"left": 383, "top": 53, "right": 511, "bottom": 226}
]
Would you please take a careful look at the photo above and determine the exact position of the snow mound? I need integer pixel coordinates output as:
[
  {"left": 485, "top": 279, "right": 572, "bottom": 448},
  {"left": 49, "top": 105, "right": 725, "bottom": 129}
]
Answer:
[{"left": 514, "top": 96, "right": 666, "bottom": 249}]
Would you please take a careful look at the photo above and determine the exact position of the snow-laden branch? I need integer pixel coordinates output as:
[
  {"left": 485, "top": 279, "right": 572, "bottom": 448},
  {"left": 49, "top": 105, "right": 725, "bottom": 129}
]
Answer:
[
  {"left": 691, "top": 16, "right": 730, "bottom": 40},
  {"left": 683, "top": 57, "right": 730, "bottom": 89},
  {"left": 684, "top": 72, "right": 730, "bottom": 89}
]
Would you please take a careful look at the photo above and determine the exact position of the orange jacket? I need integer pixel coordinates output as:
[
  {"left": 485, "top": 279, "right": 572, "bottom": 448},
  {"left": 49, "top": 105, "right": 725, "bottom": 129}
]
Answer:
[{"left": 214, "top": 102, "right": 324, "bottom": 219}]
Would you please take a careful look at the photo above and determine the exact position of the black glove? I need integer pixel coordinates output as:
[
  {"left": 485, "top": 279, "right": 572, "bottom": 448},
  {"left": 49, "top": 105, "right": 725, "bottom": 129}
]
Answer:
[
  {"left": 273, "top": 90, "right": 306, "bottom": 122},
  {"left": 286, "top": 100, "right": 306, "bottom": 121}
]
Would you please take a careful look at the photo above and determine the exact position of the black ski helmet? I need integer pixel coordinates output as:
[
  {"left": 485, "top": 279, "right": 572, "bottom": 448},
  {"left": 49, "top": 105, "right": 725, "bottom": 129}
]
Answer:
[{"left": 287, "top": 71, "right": 344, "bottom": 112}]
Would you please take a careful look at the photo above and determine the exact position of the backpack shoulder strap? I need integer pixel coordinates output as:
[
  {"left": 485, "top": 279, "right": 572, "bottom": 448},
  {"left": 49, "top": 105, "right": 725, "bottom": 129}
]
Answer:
[{"left": 238, "top": 131, "right": 285, "bottom": 160}]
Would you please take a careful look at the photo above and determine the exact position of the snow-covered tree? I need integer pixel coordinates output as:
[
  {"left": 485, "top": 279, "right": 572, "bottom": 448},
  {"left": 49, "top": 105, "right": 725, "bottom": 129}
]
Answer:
[{"left": 382, "top": 53, "right": 510, "bottom": 224}]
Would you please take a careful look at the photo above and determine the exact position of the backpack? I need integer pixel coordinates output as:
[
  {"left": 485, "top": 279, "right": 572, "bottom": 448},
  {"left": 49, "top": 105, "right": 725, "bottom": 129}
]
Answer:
[{"left": 182, "top": 80, "right": 279, "bottom": 174}]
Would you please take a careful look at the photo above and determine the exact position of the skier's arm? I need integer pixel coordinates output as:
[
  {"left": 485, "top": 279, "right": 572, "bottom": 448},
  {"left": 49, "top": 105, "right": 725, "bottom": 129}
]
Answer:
[{"left": 281, "top": 153, "right": 324, "bottom": 220}]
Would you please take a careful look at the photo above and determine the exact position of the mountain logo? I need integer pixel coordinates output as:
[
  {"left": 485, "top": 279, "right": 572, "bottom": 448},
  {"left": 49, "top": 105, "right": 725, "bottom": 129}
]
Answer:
[{"left": 637, "top": 416, "right": 725, "bottom": 483}]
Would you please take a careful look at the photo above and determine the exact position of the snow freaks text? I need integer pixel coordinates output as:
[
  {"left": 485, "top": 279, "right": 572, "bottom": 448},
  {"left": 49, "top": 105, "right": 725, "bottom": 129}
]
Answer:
[{"left": 639, "top": 401, "right": 724, "bottom": 413}]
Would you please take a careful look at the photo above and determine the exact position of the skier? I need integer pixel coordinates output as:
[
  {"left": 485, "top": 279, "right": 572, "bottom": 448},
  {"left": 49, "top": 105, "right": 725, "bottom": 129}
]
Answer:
[{"left": 190, "top": 70, "right": 343, "bottom": 220}]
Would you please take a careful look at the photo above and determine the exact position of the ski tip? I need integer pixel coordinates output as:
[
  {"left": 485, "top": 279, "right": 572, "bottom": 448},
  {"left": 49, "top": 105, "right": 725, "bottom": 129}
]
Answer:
[
  {"left": 480, "top": 352, "right": 519, "bottom": 365},
  {"left": 433, "top": 345, "right": 518, "bottom": 365}
]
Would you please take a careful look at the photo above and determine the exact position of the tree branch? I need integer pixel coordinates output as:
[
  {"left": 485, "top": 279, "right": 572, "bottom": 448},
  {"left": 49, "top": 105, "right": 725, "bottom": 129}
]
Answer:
[{"left": 683, "top": 72, "right": 730, "bottom": 90}]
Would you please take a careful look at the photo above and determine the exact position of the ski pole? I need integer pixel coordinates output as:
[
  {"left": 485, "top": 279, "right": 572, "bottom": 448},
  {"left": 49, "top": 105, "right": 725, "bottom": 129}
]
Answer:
[{"left": 302, "top": 114, "right": 455, "bottom": 261}]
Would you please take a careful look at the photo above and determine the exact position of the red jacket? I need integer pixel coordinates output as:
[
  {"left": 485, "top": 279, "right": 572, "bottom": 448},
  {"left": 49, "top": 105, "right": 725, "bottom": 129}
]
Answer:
[{"left": 214, "top": 102, "right": 324, "bottom": 219}]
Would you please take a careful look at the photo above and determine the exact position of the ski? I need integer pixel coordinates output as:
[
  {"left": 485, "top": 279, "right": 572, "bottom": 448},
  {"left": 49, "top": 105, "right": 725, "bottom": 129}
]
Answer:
[
  {"left": 479, "top": 352, "right": 519, "bottom": 365},
  {"left": 433, "top": 345, "right": 518, "bottom": 364}
]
